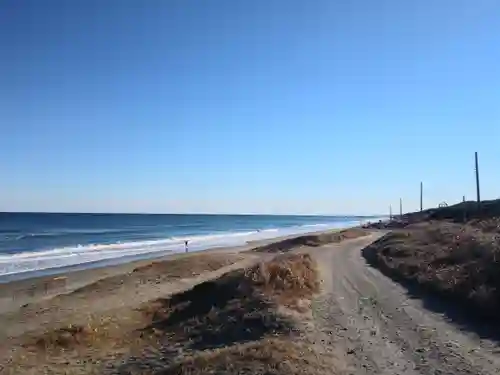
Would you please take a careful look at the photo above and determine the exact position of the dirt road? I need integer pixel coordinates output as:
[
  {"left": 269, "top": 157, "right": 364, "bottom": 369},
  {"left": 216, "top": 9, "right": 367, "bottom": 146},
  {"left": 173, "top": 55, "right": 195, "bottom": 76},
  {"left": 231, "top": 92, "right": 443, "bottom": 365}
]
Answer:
[{"left": 310, "top": 232, "right": 500, "bottom": 375}]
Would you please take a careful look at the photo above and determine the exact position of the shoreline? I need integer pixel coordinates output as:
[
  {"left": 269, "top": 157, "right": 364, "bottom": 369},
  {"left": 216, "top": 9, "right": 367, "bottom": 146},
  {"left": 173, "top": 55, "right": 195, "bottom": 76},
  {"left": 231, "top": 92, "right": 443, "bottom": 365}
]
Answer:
[
  {"left": 0, "top": 215, "right": 384, "bottom": 282},
  {"left": 0, "top": 222, "right": 369, "bottom": 284}
]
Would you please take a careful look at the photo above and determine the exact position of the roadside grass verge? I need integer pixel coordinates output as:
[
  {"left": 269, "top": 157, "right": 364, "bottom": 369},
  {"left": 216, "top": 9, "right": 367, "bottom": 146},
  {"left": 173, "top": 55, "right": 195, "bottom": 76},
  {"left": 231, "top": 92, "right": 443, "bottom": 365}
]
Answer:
[{"left": 362, "top": 221, "right": 500, "bottom": 319}]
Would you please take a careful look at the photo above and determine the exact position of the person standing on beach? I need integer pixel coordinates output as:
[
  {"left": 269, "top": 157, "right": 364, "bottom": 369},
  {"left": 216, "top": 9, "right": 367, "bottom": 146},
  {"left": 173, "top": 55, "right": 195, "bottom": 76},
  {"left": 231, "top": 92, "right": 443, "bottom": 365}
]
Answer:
[{"left": 184, "top": 240, "right": 189, "bottom": 253}]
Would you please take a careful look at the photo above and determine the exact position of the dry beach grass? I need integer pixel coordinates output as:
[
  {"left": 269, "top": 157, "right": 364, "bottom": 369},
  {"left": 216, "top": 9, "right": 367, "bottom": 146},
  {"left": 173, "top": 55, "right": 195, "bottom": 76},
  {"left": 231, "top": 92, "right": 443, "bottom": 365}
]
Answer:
[
  {"left": 4, "top": 253, "right": 323, "bottom": 374},
  {"left": 1, "top": 229, "right": 363, "bottom": 374},
  {"left": 363, "top": 200, "right": 500, "bottom": 320}
]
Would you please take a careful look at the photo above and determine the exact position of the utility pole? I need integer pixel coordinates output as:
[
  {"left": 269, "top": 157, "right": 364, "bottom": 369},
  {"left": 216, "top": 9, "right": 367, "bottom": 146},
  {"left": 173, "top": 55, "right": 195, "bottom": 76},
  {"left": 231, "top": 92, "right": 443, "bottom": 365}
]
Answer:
[
  {"left": 420, "top": 182, "right": 423, "bottom": 212},
  {"left": 475, "top": 152, "right": 481, "bottom": 208},
  {"left": 463, "top": 195, "right": 466, "bottom": 222},
  {"left": 399, "top": 198, "right": 403, "bottom": 219},
  {"left": 389, "top": 205, "right": 392, "bottom": 220}
]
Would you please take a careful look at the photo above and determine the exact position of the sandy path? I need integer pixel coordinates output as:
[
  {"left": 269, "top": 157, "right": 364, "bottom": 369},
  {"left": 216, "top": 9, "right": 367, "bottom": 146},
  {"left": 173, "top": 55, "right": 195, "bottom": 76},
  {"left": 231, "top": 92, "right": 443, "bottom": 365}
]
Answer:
[{"left": 310, "top": 232, "right": 500, "bottom": 375}]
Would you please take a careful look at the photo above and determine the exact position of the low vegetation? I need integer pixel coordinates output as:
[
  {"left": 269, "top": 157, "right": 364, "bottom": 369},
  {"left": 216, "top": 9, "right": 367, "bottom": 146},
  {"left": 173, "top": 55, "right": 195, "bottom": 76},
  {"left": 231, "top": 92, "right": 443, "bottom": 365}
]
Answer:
[
  {"left": 125, "top": 253, "right": 323, "bottom": 374},
  {"left": 156, "top": 338, "right": 323, "bottom": 375},
  {"left": 363, "top": 199, "right": 500, "bottom": 319},
  {"left": 6, "top": 253, "right": 327, "bottom": 375}
]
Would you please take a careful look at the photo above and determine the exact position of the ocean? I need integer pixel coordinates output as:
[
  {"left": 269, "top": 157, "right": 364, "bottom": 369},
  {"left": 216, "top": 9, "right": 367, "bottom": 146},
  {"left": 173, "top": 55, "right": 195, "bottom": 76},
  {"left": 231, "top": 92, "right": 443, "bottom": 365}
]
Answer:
[{"left": 0, "top": 212, "right": 381, "bottom": 279}]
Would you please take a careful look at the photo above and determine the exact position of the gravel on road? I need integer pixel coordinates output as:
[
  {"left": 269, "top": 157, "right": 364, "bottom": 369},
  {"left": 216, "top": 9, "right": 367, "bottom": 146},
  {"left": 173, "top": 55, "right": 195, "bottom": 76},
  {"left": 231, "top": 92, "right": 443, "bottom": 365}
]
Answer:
[{"left": 309, "top": 232, "right": 500, "bottom": 375}]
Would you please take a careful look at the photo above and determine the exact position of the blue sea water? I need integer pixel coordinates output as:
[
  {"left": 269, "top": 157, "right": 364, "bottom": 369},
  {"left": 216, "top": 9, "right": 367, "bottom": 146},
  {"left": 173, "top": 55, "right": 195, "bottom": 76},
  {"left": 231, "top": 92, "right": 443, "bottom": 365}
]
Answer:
[{"left": 0, "top": 212, "right": 381, "bottom": 278}]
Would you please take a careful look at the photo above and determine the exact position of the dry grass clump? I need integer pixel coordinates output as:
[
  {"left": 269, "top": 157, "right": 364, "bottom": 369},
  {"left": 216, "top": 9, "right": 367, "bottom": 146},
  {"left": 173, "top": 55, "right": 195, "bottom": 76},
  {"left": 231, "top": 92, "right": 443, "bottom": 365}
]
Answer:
[
  {"left": 156, "top": 338, "right": 327, "bottom": 375},
  {"left": 6, "top": 253, "right": 322, "bottom": 375},
  {"left": 138, "top": 255, "right": 319, "bottom": 351},
  {"left": 253, "top": 228, "right": 367, "bottom": 253},
  {"left": 116, "top": 254, "right": 322, "bottom": 374},
  {"left": 19, "top": 313, "right": 146, "bottom": 355},
  {"left": 468, "top": 217, "right": 500, "bottom": 234},
  {"left": 363, "top": 221, "right": 500, "bottom": 317},
  {"left": 246, "top": 254, "right": 320, "bottom": 308},
  {"left": 33, "top": 324, "right": 89, "bottom": 349}
]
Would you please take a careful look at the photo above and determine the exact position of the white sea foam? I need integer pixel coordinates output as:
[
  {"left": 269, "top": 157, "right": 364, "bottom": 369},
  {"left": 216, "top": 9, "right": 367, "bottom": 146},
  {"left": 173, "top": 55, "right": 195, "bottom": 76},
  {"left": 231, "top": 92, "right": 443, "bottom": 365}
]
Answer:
[{"left": 0, "top": 218, "right": 380, "bottom": 278}]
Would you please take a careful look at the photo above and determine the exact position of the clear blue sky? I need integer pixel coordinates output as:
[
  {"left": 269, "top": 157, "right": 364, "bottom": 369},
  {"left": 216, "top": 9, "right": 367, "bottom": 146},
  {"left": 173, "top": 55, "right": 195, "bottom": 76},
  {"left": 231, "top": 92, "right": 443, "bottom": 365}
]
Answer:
[{"left": 1, "top": 0, "right": 499, "bottom": 215}]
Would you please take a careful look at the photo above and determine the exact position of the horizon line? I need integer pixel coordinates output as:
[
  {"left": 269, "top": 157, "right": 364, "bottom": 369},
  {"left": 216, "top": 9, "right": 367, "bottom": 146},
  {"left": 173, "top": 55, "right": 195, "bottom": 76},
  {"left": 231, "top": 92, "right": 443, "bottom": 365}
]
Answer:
[{"left": 0, "top": 210, "right": 385, "bottom": 217}]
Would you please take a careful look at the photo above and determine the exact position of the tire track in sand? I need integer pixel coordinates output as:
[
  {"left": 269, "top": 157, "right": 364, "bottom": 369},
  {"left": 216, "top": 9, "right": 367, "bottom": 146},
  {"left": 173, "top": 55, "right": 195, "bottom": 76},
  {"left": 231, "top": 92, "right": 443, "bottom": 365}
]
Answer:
[{"left": 309, "top": 232, "right": 500, "bottom": 375}]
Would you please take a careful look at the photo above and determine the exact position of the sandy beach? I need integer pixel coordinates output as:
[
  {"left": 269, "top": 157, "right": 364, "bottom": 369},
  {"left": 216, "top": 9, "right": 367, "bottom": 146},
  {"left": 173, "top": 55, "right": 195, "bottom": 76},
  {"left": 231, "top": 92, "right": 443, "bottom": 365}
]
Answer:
[
  {"left": 0, "top": 244, "right": 251, "bottom": 315},
  {"left": 0, "top": 227, "right": 367, "bottom": 374}
]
